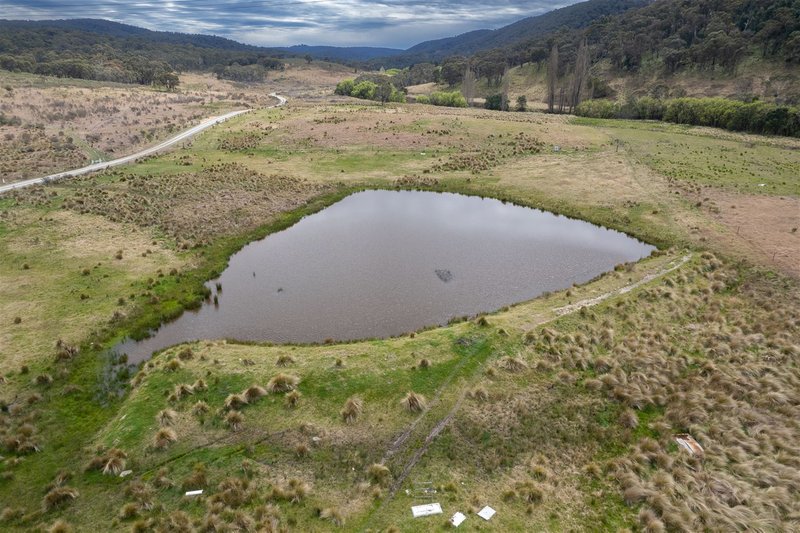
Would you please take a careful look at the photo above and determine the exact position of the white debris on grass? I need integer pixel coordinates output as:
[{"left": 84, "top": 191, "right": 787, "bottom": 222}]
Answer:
[
  {"left": 674, "top": 434, "right": 704, "bottom": 456},
  {"left": 185, "top": 489, "right": 204, "bottom": 497},
  {"left": 411, "top": 503, "right": 442, "bottom": 518},
  {"left": 477, "top": 506, "right": 496, "bottom": 521},
  {"left": 119, "top": 470, "right": 133, "bottom": 477},
  {"left": 450, "top": 512, "right": 467, "bottom": 527}
]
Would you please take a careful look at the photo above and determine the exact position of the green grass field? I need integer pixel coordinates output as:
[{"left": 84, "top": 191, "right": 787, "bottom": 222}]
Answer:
[{"left": 0, "top": 94, "right": 798, "bottom": 532}]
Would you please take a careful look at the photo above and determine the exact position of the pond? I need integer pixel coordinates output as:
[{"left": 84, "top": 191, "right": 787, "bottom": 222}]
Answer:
[{"left": 118, "top": 190, "right": 655, "bottom": 362}]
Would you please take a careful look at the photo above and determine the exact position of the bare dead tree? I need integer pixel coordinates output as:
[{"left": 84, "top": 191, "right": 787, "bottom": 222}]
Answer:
[
  {"left": 547, "top": 45, "right": 559, "bottom": 113},
  {"left": 500, "top": 67, "right": 510, "bottom": 111},
  {"left": 462, "top": 65, "right": 476, "bottom": 107},
  {"left": 570, "top": 37, "right": 590, "bottom": 113}
]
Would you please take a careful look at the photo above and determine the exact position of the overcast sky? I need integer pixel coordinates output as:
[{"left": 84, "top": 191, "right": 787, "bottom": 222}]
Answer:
[{"left": 1, "top": 0, "right": 579, "bottom": 49}]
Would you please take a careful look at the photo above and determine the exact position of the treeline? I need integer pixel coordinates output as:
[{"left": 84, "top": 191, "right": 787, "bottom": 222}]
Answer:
[
  {"left": 0, "top": 21, "right": 290, "bottom": 86},
  {"left": 576, "top": 97, "right": 800, "bottom": 137},
  {"left": 334, "top": 77, "right": 406, "bottom": 103},
  {"left": 211, "top": 58, "right": 284, "bottom": 82}
]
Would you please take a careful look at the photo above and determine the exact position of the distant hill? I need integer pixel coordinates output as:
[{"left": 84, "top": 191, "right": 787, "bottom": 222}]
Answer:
[
  {"left": 281, "top": 45, "right": 403, "bottom": 62},
  {"left": 0, "top": 18, "right": 290, "bottom": 84},
  {"left": 379, "top": 0, "right": 650, "bottom": 66},
  {"left": 0, "top": 18, "right": 265, "bottom": 52}
]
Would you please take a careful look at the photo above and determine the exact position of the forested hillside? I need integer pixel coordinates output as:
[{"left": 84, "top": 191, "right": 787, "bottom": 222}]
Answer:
[
  {"left": 0, "top": 19, "right": 289, "bottom": 85},
  {"left": 380, "top": 0, "right": 649, "bottom": 66}
]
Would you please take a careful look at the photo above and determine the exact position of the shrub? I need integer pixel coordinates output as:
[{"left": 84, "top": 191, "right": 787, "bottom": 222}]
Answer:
[
  {"left": 485, "top": 94, "right": 508, "bottom": 111},
  {"left": 351, "top": 81, "right": 377, "bottom": 100},
  {"left": 575, "top": 99, "right": 620, "bottom": 119},
  {"left": 415, "top": 95, "right": 430, "bottom": 105},
  {"left": 334, "top": 79, "right": 355, "bottom": 96},
  {"left": 428, "top": 91, "right": 467, "bottom": 108}
]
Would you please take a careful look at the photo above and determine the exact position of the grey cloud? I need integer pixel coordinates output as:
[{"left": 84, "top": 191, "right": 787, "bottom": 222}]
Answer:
[{"left": 0, "top": 0, "right": 578, "bottom": 48}]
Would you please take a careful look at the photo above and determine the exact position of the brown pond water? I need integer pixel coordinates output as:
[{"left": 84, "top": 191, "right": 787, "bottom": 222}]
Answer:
[{"left": 118, "top": 190, "right": 654, "bottom": 362}]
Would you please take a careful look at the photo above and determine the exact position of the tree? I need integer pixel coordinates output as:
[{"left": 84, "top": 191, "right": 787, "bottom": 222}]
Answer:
[
  {"left": 462, "top": 66, "right": 476, "bottom": 106},
  {"left": 440, "top": 56, "right": 467, "bottom": 86},
  {"left": 157, "top": 71, "right": 180, "bottom": 91},
  {"left": 304, "top": 54, "right": 313, "bottom": 64},
  {"left": 516, "top": 95, "right": 527, "bottom": 112},
  {"left": 375, "top": 80, "right": 393, "bottom": 104},
  {"left": 547, "top": 45, "right": 559, "bottom": 113}
]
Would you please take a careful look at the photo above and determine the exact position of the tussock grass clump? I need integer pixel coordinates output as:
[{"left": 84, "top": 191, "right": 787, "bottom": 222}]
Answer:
[
  {"left": 341, "top": 396, "right": 363, "bottom": 423},
  {"left": 42, "top": 486, "right": 79, "bottom": 511},
  {"left": 418, "top": 358, "right": 431, "bottom": 369},
  {"left": 0, "top": 507, "right": 23, "bottom": 522},
  {"left": 223, "top": 393, "right": 248, "bottom": 411},
  {"left": 320, "top": 507, "right": 344, "bottom": 526},
  {"left": 243, "top": 384, "right": 268, "bottom": 402},
  {"left": 267, "top": 373, "right": 299, "bottom": 393},
  {"left": 497, "top": 356, "right": 528, "bottom": 373},
  {"left": 172, "top": 383, "right": 194, "bottom": 400},
  {"left": 47, "top": 520, "right": 73, "bottom": 533},
  {"left": 468, "top": 386, "right": 489, "bottom": 402},
  {"left": 34, "top": 373, "right": 54, "bottom": 386},
  {"left": 153, "top": 428, "right": 177, "bottom": 449},
  {"left": 295, "top": 443, "right": 309, "bottom": 457},
  {"left": 192, "top": 378, "right": 208, "bottom": 391},
  {"left": 276, "top": 354, "right": 295, "bottom": 367},
  {"left": 157, "top": 409, "right": 178, "bottom": 427},
  {"left": 211, "top": 477, "right": 252, "bottom": 508},
  {"left": 164, "top": 359, "right": 182, "bottom": 372},
  {"left": 177, "top": 347, "right": 194, "bottom": 360},
  {"left": 401, "top": 391, "right": 426, "bottom": 413},
  {"left": 225, "top": 410, "right": 244, "bottom": 431},
  {"left": 285, "top": 390, "right": 301, "bottom": 408},
  {"left": 100, "top": 448, "right": 127, "bottom": 476},
  {"left": 55, "top": 339, "right": 78, "bottom": 361},
  {"left": 119, "top": 502, "right": 139, "bottom": 520},
  {"left": 269, "top": 478, "right": 310, "bottom": 504},
  {"left": 181, "top": 464, "right": 207, "bottom": 491},
  {"left": 367, "top": 463, "right": 391, "bottom": 487},
  {"left": 619, "top": 408, "right": 639, "bottom": 428},
  {"left": 192, "top": 401, "right": 210, "bottom": 416}
]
